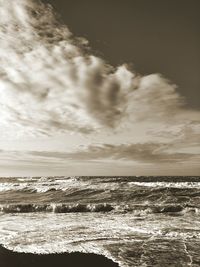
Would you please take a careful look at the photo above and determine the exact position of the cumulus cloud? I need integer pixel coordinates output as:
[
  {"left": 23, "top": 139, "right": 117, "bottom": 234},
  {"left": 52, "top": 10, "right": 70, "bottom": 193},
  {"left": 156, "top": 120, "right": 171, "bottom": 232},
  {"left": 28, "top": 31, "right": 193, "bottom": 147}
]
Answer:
[{"left": 0, "top": 0, "right": 193, "bottom": 137}]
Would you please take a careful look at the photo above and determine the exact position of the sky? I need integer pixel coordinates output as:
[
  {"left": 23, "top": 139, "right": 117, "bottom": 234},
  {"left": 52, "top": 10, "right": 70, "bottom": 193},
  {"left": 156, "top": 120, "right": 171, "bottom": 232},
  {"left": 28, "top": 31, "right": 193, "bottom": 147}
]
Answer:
[{"left": 0, "top": 0, "right": 199, "bottom": 176}]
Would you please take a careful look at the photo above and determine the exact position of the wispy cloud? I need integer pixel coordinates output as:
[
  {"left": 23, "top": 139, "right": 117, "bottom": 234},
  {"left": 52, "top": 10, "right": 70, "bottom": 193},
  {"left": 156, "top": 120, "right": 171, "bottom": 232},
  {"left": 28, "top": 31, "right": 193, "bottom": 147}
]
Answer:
[
  {"left": 1, "top": 139, "right": 199, "bottom": 165},
  {"left": 74, "top": 143, "right": 199, "bottom": 164},
  {"left": 0, "top": 0, "right": 199, "bottom": 176},
  {"left": 0, "top": 0, "right": 198, "bottom": 138}
]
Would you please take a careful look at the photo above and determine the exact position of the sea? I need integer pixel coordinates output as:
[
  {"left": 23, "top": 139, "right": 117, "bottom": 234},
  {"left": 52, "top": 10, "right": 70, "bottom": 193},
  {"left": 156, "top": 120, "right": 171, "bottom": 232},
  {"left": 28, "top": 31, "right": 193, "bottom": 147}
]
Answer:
[{"left": 0, "top": 176, "right": 199, "bottom": 267}]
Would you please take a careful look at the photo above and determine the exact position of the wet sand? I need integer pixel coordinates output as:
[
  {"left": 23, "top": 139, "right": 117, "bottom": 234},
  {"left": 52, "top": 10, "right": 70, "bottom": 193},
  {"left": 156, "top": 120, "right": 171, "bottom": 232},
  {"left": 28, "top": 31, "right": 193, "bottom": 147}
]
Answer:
[{"left": 0, "top": 245, "right": 119, "bottom": 267}]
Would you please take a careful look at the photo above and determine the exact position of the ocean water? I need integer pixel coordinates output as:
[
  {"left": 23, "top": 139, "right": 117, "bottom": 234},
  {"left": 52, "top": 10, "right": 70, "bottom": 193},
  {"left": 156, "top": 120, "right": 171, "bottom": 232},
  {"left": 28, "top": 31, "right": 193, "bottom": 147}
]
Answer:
[{"left": 0, "top": 176, "right": 200, "bottom": 267}]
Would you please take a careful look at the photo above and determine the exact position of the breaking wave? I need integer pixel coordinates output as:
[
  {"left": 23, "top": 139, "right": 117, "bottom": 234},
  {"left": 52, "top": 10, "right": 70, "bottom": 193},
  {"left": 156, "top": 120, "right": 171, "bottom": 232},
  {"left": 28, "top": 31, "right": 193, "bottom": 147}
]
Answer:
[
  {"left": 122, "top": 204, "right": 200, "bottom": 216},
  {"left": 0, "top": 176, "right": 200, "bottom": 267},
  {"left": 0, "top": 203, "right": 114, "bottom": 213},
  {"left": 130, "top": 181, "right": 200, "bottom": 188},
  {"left": 0, "top": 203, "right": 199, "bottom": 215}
]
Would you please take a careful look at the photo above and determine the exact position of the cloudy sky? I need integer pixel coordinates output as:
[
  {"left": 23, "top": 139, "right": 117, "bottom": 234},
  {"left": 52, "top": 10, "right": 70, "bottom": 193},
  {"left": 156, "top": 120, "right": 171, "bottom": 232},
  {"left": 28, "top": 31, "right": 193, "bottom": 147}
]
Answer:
[{"left": 0, "top": 0, "right": 199, "bottom": 176}]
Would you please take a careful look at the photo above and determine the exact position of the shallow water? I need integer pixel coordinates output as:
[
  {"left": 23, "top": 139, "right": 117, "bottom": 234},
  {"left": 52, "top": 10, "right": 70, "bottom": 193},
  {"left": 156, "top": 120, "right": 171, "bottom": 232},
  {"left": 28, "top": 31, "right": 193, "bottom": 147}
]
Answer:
[{"left": 0, "top": 176, "right": 200, "bottom": 266}]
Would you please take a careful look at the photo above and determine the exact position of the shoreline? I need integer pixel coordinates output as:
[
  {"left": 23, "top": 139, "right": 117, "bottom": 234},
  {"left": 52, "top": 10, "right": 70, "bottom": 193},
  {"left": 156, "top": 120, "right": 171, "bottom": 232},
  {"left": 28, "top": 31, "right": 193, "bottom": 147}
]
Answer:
[{"left": 0, "top": 245, "right": 119, "bottom": 267}]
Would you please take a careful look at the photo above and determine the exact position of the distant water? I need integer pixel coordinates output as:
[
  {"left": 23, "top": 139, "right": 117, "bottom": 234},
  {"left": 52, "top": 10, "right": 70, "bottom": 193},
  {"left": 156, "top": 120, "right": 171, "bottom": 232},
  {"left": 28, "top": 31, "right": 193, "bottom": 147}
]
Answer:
[{"left": 0, "top": 176, "right": 200, "bottom": 267}]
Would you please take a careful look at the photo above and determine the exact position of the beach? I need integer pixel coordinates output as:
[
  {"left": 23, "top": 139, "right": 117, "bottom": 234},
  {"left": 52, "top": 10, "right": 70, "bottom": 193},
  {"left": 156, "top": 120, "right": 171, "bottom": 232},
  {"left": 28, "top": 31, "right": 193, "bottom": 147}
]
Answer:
[{"left": 0, "top": 245, "right": 119, "bottom": 267}]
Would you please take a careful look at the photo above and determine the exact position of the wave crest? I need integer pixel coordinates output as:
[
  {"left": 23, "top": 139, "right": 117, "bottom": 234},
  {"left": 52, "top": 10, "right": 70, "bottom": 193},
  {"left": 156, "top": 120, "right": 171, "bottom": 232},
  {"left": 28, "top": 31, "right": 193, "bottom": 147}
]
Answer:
[{"left": 0, "top": 203, "right": 114, "bottom": 213}]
